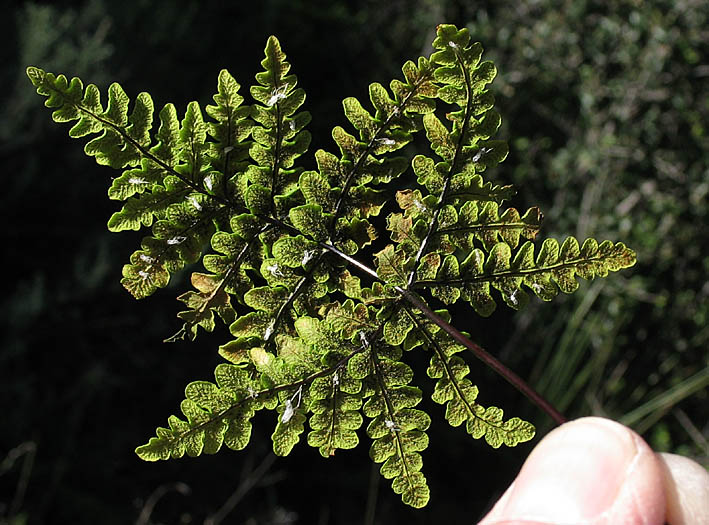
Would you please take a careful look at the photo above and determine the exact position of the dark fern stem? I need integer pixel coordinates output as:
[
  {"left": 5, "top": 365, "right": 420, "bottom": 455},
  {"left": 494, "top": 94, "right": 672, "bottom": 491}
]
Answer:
[
  {"left": 27, "top": 24, "right": 635, "bottom": 509},
  {"left": 315, "top": 236, "right": 568, "bottom": 425}
]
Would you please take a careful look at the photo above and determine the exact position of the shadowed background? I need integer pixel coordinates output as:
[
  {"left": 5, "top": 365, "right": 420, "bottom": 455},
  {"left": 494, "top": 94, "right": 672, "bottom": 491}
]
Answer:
[{"left": 2, "top": 1, "right": 707, "bottom": 523}]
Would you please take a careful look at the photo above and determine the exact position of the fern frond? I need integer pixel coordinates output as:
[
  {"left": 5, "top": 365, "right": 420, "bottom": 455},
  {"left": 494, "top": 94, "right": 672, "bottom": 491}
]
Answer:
[
  {"left": 119, "top": 191, "right": 222, "bottom": 299},
  {"left": 313, "top": 57, "right": 437, "bottom": 261},
  {"left": 412, "top": 237, "right": 636, "bottom": 315},
  {"left": 27, "top": 66, "right": 255, "bottom": 300},
  {"left": 406, "top": 310, "right": 535, "bottom": 447},
  {"left": 269, "top": 317, "right": 365, "bottom": 457},
  {"left": 441, "top": 200, "right": 543, "bottom": 250},
  {"left": 248, "top": 36, "right": 311, "bottom": 215},
  {"left": 29, "top": 23, "right": 640, "bottom": 511},
  {"left": 307, "top": 352, "right": 364, "bottom": 457},
  {"left": 105, "top": 104, "right": 181, "bottom": 208},
  {"left": 166, "top": 35, "right": 316, "bottom": 340},
  {"left": 205, "top": 69, "right": 254, "bottom": 198},
  {"left": 357, "top": 340, "right": 431, "bottom": 508},
  {"left": 248, "top": 345, "right": 313, "bottom": 456},
  {"left": 135, "top": 363, "right": 272, "bottom": 461}
]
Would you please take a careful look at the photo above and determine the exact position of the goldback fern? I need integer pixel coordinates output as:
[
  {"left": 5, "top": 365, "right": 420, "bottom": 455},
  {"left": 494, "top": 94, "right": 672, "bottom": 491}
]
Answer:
[{"left": 27, "top": 24, "right": 635, "bottom": 508}]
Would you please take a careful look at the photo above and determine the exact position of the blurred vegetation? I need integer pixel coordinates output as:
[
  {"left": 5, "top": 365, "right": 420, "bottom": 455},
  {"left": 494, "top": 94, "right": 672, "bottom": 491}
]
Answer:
[
  {"left": 2, "top": 0, "right": 706, "bottom": 524},
  {"left": 458, "top": 0, "right": 709, "bottom": 462}
]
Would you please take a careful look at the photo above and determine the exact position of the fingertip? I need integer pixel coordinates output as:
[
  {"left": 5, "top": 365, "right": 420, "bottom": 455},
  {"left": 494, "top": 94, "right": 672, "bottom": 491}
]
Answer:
[{"left": 478, "top": 417, "right": 665, "bottom": 524}]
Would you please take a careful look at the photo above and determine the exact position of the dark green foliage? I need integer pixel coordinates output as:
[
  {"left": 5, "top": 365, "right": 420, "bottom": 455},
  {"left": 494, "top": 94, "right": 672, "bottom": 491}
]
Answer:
[
  {"left": 461, "top": 0, "right": 708, "bottom": 458},
  {"left": 27, "top": 24, "right": 636, "bottom": 508}
]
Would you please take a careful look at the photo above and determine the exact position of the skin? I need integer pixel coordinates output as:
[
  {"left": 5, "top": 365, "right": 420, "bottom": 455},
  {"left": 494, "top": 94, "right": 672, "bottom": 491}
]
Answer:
[{"left": 478, "top": 417, "right": 709, "bottom": 525}]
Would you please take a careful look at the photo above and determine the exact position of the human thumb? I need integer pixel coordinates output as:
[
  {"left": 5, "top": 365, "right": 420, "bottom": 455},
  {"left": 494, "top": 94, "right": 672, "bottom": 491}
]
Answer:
[{"left": 478, "top": 417, "right": 665, "bottom": 524}]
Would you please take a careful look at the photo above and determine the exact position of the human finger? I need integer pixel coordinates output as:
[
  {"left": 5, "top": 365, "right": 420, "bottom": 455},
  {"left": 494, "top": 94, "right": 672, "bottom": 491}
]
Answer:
[
  {"left": 478, "top": 417, "right": 665, "bottom": 524},
  {"left": 657, "top": 452, "right": 709, "bottom": 525}
]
